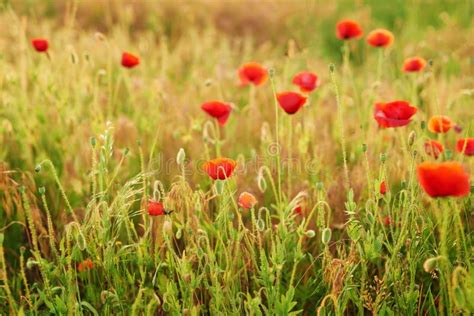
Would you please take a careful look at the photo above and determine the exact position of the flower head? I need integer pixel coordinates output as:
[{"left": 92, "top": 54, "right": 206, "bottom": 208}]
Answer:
[
  {"left": 238, "top": 192, "right": 257, "bottom": 209},
  {"left": 201, "top": 101, "right": 232, "bottom": 125},
  {"left": 380, "top": 181, "right": 387, "bottom": 195},
  {"left": 276, "top": 91, "right": 307, "bottom": 115},
  {"left": 416, "top": 161, "right": 470, "bottom": 197},
  {"left": 366, "top": 29, "right": 394, "bottom": 48},
  {"left": 238, "top": 62, "right": 268, "bottom": 86},
  {"left": 31, "top": 38, "right": 49, "bottom": 52},
  {"left": 456, "top": 138, "right": 474, "bottom": 156},
  {"left": 78, "top": 259, "right": 93, "bottom": 272},
  {"left": 428, "top": 115, "right": 454, "bottom": 133},
  {"left": 148, "top": 200, "right": 172, "bottom": 216},
  {"left": 424, "top": 140, "right": 444, "bottom": 159},
  {"left": 293, "top": 206, "right": 304, "bottom": 216},
  {"left": 403, "top": 57, "right": 427, "bottom": 72},
  {"left": 374, "top": 101, "right": 417, "bottom": 128},
  {"left": 336, "top": 20, "right": 363, "bottom": 40},
  {"left": 203, "top": 158, "right": 237, "bottom": 180},
  {"left": 121, "top": 52, "right": 140, "bottom": 68},
  {"left": 292, "top": 71, "right": 319, "bottom": 93}
]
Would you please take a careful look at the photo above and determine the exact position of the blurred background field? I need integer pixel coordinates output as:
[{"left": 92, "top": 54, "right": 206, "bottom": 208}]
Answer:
[{"left": 0, "top": 0, "right": 473, "bottom": 314}]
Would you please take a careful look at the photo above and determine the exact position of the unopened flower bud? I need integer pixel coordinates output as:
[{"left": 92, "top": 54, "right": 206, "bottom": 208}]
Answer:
[
  {"left": 408, "top": 131, "right": 416, "bottom": 147},
  {"left": 322, "top": 227, "right": 332, "bottom": 245},
  {"left": 177, "top": 148, "right": 186, "bottom": 165},
  {"left": 423, "top": 256, "right": 440, "bottom": 273}
]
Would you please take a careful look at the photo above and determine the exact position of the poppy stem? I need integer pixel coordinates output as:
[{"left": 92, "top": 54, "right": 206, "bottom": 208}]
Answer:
[
  {"left": 214, "top": 120, "right": 222, "bottom": 157},
  {"left": 376, "top": 48, "right": 383, "bottom": 83},
  {"left": 269, "top": 70, "right": 283, "bottom": 206},
  {"left": 287, "top": 115, "right": 293, "bottom": 196},
  {"left": 329, "top": 65, "right": 350, "bottom": 191}
]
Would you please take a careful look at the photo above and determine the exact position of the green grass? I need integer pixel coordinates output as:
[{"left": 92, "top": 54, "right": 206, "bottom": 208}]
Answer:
[{"left": 0, "top": 0, "right": 473, "bottom": 314}]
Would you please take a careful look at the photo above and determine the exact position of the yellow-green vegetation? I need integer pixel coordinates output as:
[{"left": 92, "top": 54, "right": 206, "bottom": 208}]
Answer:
[{"left": 1, "top": 0, "right": 473, "bottom": 314}]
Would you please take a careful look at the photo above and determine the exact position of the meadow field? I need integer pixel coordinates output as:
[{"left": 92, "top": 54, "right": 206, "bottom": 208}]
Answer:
[{"left": 0, "top": 0, "right": 473, "bottom": 314}]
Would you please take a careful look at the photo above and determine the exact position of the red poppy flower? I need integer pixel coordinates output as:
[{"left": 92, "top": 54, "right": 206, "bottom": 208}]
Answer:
[
  {"left": 78, "top": 259, "right": 93, "bottom": 272},
  {"left": 238, "top": 192, "right": 257, "bottom": 209},
  {"left": 428, "top": 115, "right": 454, "bottom": 133},
  {"left": 374, "top": 101, "right": 417, "bottom": 128},
  {"left": 276, "top": 91, "right": 307, "bottom": 114},
  {"left": 203, "top": 158, "right": 237, "bottom": 180},
  {"left": 147, "top": 200, "right": 171, "bottom": 216},
  {"left": 336, "top": 20, "right": 363, "bottom": 40},
  {"left": 121, "top": 52, "right": 140, "bottom": 68},
  {"left": 201, "top": 101, "right": 232, "bottom": 125},
  {"left": 383, "top": 216, "right": 393, "bottom": 227},
  {"left": 403, "top": 57, "right": 427, "bottom": 72},
  {"left": 238, "top": 62, "right": 268, "bottom": 86},
  {"left": 293, "top": 206, "right": 303, "bottom": 216},
  {"left": 424, "top": 140, "right": 444, "bottom": 159},
  {"left": 416, "top": 161, "right": 470, "bottom": 197},
  {"left": 380, "top": 181, "right": 387, "bottom": 195},
  {"left": 31, "top": 38, "right": 48, "bottom": 52},
  {"left": 456, "top": 138, "right": 474, "bottom": 156},
  {"left": 292, "top": 71, "right": 319, "bottom": 93},
  {"left": 366, "top": 29, "right": 394, "bottom": 48}
]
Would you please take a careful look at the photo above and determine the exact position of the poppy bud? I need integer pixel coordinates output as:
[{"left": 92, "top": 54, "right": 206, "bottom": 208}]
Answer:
[
  {"left": 305, "top": 230, "right": 316, "bottom": 238},
  {"left": 408, "top": 131, "right": 416, "bottom": 147},
  {"left": 35, "top": 165, "right": 42, "bottom": 172},
  {"left": 257, "top": 170, "right": 267, "bottom": 193},
  {"left": 316, "top": 182, "right": 324, "bottom": 191},
  {"left": 177, "top": 148, "right": 186, "bottom": 165},
  {"left": 268, "top": 68, "right": 275, "bottom": 78},
  {"left": 329, "top": 63, "right": 335, "bottom": 73},
  {"left": 322, "top": 228, "right": 331, "bottom": 245},
  {"left": 362, "top": 143, "right": 368, "bottom": 153},
  {"left": 380, "top": 153, "right": 387, "bottom": 163},
  {"left": 90, "top": 137, "right": 96, "bottom": 147},
  {"left": 38, "top": 187, "right": 45, "bottom": 195},
  {"left": 423, "top": 256, "right": 440, "bottom": 273}
]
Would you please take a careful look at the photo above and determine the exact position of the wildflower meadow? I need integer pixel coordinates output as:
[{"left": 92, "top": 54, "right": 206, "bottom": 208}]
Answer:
[{"left": 0, "top": 0, "right": 473, "bottom": 315}]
